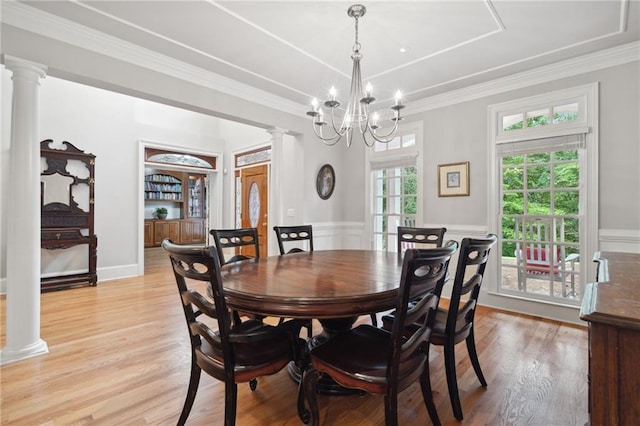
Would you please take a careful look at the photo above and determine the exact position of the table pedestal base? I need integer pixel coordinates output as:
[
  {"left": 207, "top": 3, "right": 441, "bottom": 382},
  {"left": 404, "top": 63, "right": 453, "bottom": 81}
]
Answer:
[{"left": 288, "top": 317, "right": 365, "bottom": 396}]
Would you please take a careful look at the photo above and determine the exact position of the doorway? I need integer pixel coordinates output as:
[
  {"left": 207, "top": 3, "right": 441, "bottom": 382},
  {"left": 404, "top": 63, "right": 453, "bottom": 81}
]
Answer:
[
  {"left": 237, "top": 164, "right": 269, "bottom": 257},
  {"left": 139, "top": 143, "right": 220, "bottom": 275}
]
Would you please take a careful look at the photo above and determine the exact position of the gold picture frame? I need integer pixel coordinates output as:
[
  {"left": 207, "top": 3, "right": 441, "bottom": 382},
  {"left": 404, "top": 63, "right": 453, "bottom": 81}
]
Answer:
[{"left": 438, "top": 161, "right": 470, "bottom": 197}]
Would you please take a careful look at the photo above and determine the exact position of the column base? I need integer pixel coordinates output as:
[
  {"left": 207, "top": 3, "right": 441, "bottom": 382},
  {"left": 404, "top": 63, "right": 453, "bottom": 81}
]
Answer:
[{"left": 1, "top": 338, "right": 49, "bottom": 365}]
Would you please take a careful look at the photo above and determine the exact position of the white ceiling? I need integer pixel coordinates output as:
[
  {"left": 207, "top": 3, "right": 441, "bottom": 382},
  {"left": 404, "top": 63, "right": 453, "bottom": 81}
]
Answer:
[{"left": 12, "top": 1, "right": 640, "bottom": 112}]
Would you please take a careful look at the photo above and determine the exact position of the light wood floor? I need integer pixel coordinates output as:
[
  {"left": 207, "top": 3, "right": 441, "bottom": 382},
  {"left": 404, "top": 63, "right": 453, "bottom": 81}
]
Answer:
[{"left": 1, "top": 248, "right": 588, "bottom": 425}]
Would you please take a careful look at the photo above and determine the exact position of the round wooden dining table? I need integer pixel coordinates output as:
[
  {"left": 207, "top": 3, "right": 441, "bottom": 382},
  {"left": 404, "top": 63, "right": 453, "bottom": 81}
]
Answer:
[
  {"left": 221, "top": 249, "right": 404, "bottom": 320},
  {"left": 221, "top": 249, "right": 405, "bottom": 394}
]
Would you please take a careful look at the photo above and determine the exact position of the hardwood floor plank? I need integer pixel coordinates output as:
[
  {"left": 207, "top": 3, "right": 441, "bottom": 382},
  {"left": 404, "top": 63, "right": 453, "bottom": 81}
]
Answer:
[{"left": 1, "top": 248, "right": 588, "bottom": 425}]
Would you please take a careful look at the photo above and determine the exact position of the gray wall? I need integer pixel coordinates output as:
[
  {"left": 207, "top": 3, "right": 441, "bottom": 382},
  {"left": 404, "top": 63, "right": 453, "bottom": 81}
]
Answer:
[{"left": 382, "top": 61, "right": 640, "bottom": 232}]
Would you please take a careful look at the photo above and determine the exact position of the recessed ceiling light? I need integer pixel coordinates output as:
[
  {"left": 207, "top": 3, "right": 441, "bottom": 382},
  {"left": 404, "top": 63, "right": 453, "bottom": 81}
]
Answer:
[{"left": 399, "top": 47, "right": 407, "bottom": 53}]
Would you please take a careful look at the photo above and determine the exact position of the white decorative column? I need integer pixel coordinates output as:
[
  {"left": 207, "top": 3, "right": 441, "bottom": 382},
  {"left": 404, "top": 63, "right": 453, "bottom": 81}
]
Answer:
[
  {"left": 267, "top": 127, "right": 286, "bottom": 256},
  {"left": 1, "top": 56, "right": 49, "bottom": 365}
]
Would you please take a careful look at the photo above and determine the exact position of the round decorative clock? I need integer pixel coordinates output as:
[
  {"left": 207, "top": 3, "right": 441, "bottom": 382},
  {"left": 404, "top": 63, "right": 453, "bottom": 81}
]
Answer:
[{"left": 316, "top": 164, "right": 335, "bottom": 200}]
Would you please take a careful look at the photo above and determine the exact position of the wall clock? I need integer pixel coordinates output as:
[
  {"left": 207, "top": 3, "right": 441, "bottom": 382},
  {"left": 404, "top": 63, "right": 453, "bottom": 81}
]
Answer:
[{"left": 316, "top": 164, "right": 335, "bottom": 200}]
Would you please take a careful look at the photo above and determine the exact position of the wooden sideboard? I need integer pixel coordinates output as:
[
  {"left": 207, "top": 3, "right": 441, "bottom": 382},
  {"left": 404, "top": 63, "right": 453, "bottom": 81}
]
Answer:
[
  {"left": 580, "top": 251, "right": 640, "bottom": 425},
  {"left": 144, "top": 219, "right": 206, "bottom": 247}
]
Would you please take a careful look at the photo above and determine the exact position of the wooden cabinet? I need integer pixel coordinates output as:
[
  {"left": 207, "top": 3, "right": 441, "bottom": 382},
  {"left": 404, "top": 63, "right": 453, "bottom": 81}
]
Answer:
[
  {"left": 145, "top": 219, "right": 206, "bottom": 247},
  {"left": 40, "top": 140, "right": 97, "bottom": 291},
  {"left": 580, "top": 252, "right": 640, "bottom": 425},
  {"left": 144, "top": 221, "right": 154, "bottom": 248},
  {"left": 153, "top": 220, "right": 180, "bottom": 246},
  {"left": 180, "top": 219, "right": 206, "bottom": 244}
]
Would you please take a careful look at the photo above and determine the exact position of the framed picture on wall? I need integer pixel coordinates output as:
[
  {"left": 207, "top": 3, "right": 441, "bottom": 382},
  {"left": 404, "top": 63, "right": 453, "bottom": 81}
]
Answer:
[
  {"left": 438, "top": 161, "right": 470, "bottom": 197},
  {"left": 316, "top": 164, "right": 335, "bottom": 200}
]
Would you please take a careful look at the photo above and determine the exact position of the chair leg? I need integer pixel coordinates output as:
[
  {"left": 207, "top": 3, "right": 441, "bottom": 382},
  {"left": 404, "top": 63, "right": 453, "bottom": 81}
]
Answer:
[
  {"left": 177, "top": 359, "right": 201, "bottom": 426},
  {"left": 224, "top": 382, "right": 238, "bottom": 426},
  {"left": 232, "top": 310, "right": 242, "bottom": 326},
  {"left": 443, "top": 341, "right": 464, "bottom": 421},
  {"left": 383, "top": 391, "right": 399, "bottom": 426},
  {"left": 466, "top": 328, "right": 487, "bottom": 387},
  {"left": 370, "top": 313, "right": 378, "bottom": 327},
  {"left": 301, "top": 367, "right": 321, "bottom": 426},
  {"left": 419, "top": 350, "right": 441, "bottom": 426}
]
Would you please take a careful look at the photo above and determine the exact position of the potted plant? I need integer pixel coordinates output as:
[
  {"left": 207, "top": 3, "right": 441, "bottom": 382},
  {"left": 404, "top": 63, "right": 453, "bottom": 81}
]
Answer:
[{"left": 155, "top": 207, "right": 168, "bottom": 220}]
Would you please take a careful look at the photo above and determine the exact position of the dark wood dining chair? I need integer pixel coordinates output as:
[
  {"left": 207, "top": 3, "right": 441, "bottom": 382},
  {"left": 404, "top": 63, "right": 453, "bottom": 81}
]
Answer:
[
  {"left": 397, "top": 226, "right": 447, "bottom": 254},
  {"left": 300, "top": 242, "right": 459, "bottom": 426},
  {"left": 383, "top": 234, "right": 497, "bottom": 421},
  {"left": 210, "top": 227, "right": 262, "bottom": 325},
  {"left": 210, "top": 227, "right": 260, "bottom": 265},
  {"left": 273, "top": 225, "right": 314, "bottom": 338},
  {"left": 162, "top": 239, "right": 305, "bottom": 426},
  {"left": 273, "top": 225, "right": 314, "bottom": 254}
]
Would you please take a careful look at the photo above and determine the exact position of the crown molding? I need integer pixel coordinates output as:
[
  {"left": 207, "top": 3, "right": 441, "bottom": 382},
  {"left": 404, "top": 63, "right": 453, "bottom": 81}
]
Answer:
[
  {"left": 406, "top": 41, "right": 640, "bottom": 115},
  {"left": 1, "top": 1, "right": 305, "bottom": 116},
  {"left": 2, "top": 2, "right": 638, "bottom": 119}
]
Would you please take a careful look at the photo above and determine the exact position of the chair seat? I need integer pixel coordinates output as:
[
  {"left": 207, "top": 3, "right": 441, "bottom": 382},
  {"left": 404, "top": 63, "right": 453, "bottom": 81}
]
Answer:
[
  {"left": 429, "top": 308, "right": 472, "bottom": 346},
  {"left": 198, "top": 319, "right": 300, "bottom": 382},
  {"left": 310, "top": 325, "right": 426, "bottom": 395}
]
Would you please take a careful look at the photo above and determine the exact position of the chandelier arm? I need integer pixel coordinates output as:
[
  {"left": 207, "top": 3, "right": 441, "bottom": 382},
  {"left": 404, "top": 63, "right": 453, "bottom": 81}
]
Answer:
[
  {"left": 312, "top": 124, "right": 343, "bottom": 146},
  {"left": 367, "top": 119, "right": 401, "bottom": 144},
  {"left": 329, "top": 107, "right": 349, "bottom": 136},
  {"left": 361, "top": 130, "right": 377, "bottom": 147}
]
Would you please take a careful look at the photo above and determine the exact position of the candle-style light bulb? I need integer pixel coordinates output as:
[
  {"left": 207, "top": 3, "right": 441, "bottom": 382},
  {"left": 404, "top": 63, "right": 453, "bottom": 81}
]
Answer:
[
  {"left": 372, "top": 112, "right": 379, "bottom": 126},
  {"left": 365, "top": 82, "right": 373, "bottom": 97},
  {"left": 329, "top": 86, "right": 337, "bottom": 101},
  {"left": 394, "top": 90, "right": 402, "bottom": 105},
  {"left": 311, "top": 97, "right": 319, "bottom": 111}
]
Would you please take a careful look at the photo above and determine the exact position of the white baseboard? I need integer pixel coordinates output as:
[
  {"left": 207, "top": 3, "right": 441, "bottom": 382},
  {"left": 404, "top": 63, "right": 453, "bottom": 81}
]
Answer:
[{"left": 96, "top": 264, "right": 140, "bottom": 282}]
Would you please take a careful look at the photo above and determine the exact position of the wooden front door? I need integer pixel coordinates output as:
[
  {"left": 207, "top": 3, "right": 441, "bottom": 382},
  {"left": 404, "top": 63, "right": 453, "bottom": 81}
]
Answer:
[{"left": 240, "top": 164, "right": 268, "bottom": 257}]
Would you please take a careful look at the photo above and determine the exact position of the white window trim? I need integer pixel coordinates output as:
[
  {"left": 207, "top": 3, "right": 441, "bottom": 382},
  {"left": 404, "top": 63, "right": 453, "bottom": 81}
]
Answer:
[
  {"left": 365, "top": 120, "right": 423, "bottom": 249},
  {"left": 487, "top": 83, "right": 599, "bottom": 315}
]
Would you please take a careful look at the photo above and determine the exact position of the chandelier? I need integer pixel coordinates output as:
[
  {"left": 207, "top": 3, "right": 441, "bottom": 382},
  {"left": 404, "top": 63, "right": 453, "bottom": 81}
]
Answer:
[{"left": 306, "top": 4, "right": 405, "bottom": 147}]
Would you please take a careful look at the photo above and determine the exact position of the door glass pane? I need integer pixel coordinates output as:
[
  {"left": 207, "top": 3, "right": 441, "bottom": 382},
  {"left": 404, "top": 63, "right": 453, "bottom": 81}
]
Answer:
[
  {"left": 248, "top": 183, "right": 260, "bottom": 228},
  {"left": 372, "top": 164, "right": 417, "bottom": 252},
  {"left": 526, "top": 165, "right": 550, "bottom": 189}
]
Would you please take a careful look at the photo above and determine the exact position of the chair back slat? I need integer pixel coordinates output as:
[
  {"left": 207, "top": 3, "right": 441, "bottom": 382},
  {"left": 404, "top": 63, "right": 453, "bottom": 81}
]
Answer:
[
  {"left": 397, "top": 226, "right": 447, "bottom": 254},
  {"left": 210, "top": 228, "right": 260, "bottom": 264},
  {"left": 273, "top": 225, "right": 314, "bottom": 255}
]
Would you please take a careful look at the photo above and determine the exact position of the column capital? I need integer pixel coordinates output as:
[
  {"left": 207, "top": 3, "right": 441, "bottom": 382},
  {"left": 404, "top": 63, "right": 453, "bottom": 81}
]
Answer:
[
  {"left": 266, "top": 127, "right": 287, "bottom": 139},
  {"left": 3, "top": 55, "right": 48, "bottom": 79}
]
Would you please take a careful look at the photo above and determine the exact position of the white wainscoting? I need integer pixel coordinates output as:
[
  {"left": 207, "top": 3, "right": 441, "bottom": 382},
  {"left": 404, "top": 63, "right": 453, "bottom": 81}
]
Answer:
[
  {"left": 599, "top": 229, "right": 640, "bottom": 253},
  {"left": 311, "top": 222, "right": 366, "bottom": 250}
]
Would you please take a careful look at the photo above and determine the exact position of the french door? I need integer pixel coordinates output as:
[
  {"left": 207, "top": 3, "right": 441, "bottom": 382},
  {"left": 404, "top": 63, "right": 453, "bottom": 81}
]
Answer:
[{"left": 498, "top": 146, "right": 583, "bottom": 305}]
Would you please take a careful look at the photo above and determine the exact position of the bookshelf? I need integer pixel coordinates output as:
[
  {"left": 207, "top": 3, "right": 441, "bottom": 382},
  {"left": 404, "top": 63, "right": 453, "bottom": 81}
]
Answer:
[
  {"left": 144, "top": 170, "right": 207, "bottom": 247},
  {"left": 144, "top": 173, "right": 184, "bottom": 202}
]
